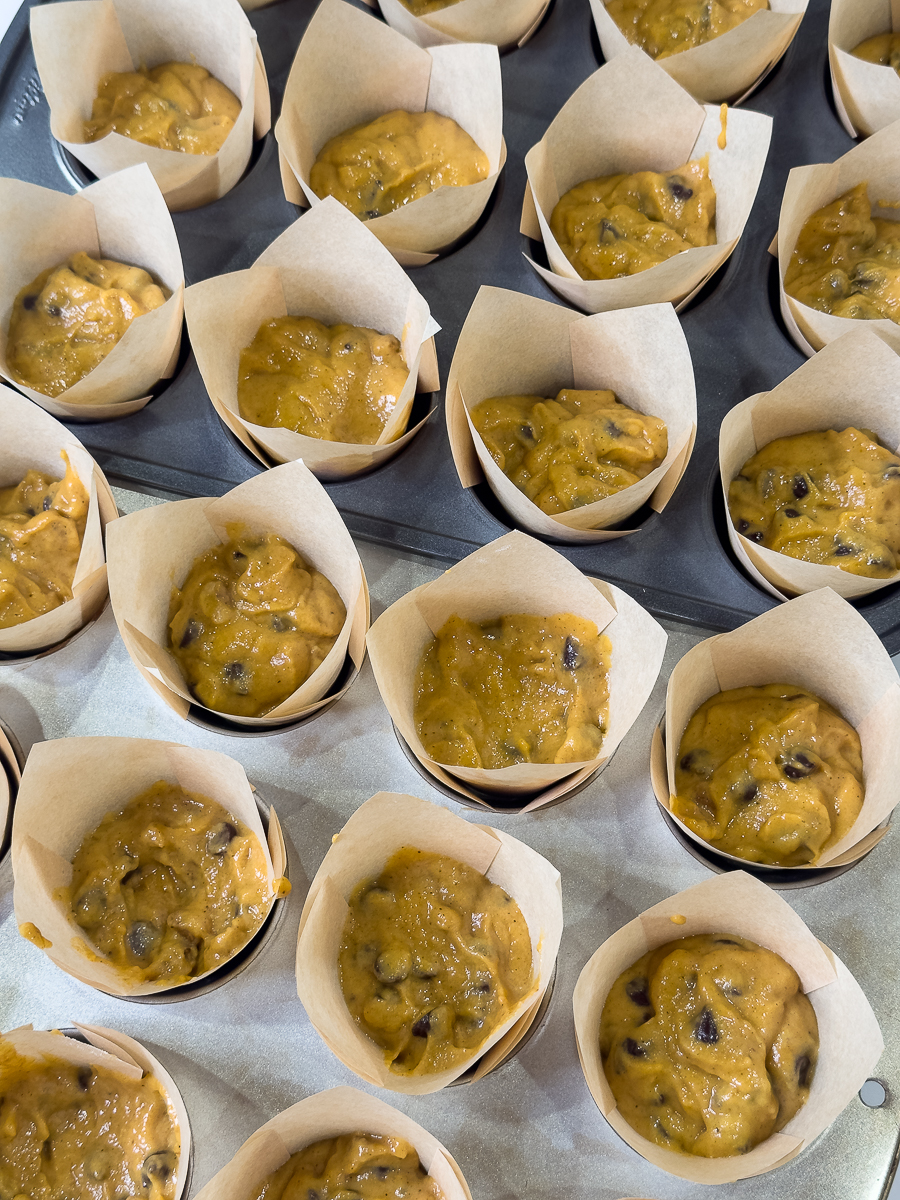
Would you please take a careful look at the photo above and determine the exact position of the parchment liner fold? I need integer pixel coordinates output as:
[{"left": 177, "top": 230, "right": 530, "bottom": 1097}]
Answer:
[
  {"left": 294, "top": 791, "right": 563, "bottom": 1094},
  {"left": 829, "top": 0, "right": 900, "bottom": 138},
  {"left": 274, "top": 0, "right": 504, "bottom": 266},
  {"left": 367, "top": 0, "right": 549, "bottom": 52},
  {"left": 30, "top": 0, "right": 271, "bottom": 212},
  {"left": 446, "top": 286, "right": 697, "bottom": 541},
  {"left": 520, "top": 49, "right": 772, "bottom": 314},
  {"left": 648, "top": 588, "right": 900, "bottom": 871},
  {"left": 366, "top": 530, "right": 667, "bottom": 809},
  {"left": 184, "top": 196, "right": 440, "bottom": 480},
  {"left": 11, "top": 736, "right": 287, "bottom": 997},
  {"left": 105, "top": 459, "right": 367, "bottom": 728}
]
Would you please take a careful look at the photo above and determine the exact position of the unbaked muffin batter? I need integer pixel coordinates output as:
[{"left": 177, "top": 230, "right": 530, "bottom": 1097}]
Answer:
[
  {"left": 64, "top": 779, "right": 271, "bottom": 986},
  {"left": 852, "top": 32, "right": 900, "bottom": 73},
  {"left": 6, "top": 251, "right": 169, "bottom": 397},
  {"left": 238, "top": 315, "right": 409, "bottom": 444},
  {"left": 600, "top": 934, "right": 818, "bottom": 1157},
  {"left": 84, "top": 62, "right": 241, "bottom": 154},
  {"left": 339, "top": 847, "right": 534, "bottom": 1075},
  {"left": 671, "top": 683, "right": 864, "bottom": 865},
  {"left": 414, "top": 613, "right": 612, "bottom": 768},
  {"left": 728, "top": 427, "right": 900, "bottom": 577},
  {"left": 606, "top": 0, "right": 768, "bottom": 59},
  {"left": 249, "top": 1133, "right": 445, "bottom": 1200},
  {"left": 398, "top": 0, "right": 462, "bottom": 14},
  {"left": 470, "top": 388, "right": 668, "bottom": 514},
  {"left": 310, "top": 110, "right": 489, "bottom": 220},
  {"left": 0, "top": 1039, "right": 180, "bottom": 1199},
  {"left": 168, "top": 530, "right": 346, "bottom": 718},
  {"left": 550, "top": 157, "right": 716, "bottom": 281}
]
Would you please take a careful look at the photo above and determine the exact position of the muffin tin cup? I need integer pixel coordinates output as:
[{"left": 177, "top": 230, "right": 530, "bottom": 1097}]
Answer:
[
  {"left": 294, "top": 790, "right": 563, "bottom": 1095},
  {"left": 10, "top": 735, "right": 289, "bottom": 998},
  {"left": 657, "top": 588, "right": 900, "bottom": 872},
  {"left": 184, "top": 196, "right": 440, "bottom": 480},
  {"left": 829, "top": 0, "right": 900, "bottom": 138},
  {"left": 274, "top": 0, "right": 505, "bottom": 266},
  {"left": 572, "top": 870, "right": 884, "bottom": 1183},
  {"left": 521, "top": 50, "right": 773, "bottom": 314},
  {"left": 30, "top": 0, "right": 271, "bottom": 212},
  {"left": 369, "top": 0, "right": 549, "bottom": 52},
  {"left": 366, "top": 530, "right": 667, "bottom": 809},
  {"left": 446, "top": 286, "right": 697, "bottom": 542}
]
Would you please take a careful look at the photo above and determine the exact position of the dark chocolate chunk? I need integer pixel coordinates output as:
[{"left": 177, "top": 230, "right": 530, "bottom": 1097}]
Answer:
[
  {"left": 474, "top": 980, "right": 491, "bottom": 993},
  {"left": 741, "top": 783, "right": 759, "bottom": 803},
  {"left": 141, "top": 1150, "right": 177, "bottom": 1190},
  {"left": 22, "top": 294, "right": 36, "bottom": 310},
  {"left": 714, "top": 938, "right": 741, "bottom": 946},
  {"left": 520, "top": 424, "right": 534, "bottom": 440},
  {"left": 600, "top": 218, "right": 622, "bottom": 240},
  {"left": 374, "top": 946, "right": 411, "bottom": 983},
  {"left": 792, "top": 475, "right": 809, "bottom": 499},
  {"left": 884, "top": 464, "right": 900, "bottom": 479},
  {"left": 411, "top": 1013, "right": 431, "bottom": 1038},
  {"left": 271, "top": 614, "right": 291, "bottom": 632},
  {"left": 46, "top": 304, "right": 61, "bottom": 318},
  {"left": 77, "top": 1066, "right": 93, "bottom": 1091},
  {"left": 623, "top": 1037, "right": 645, "bottom": 1058},
  {"left": 308, "top": 1191, "right": 321, "bottom": 1200},
  {"left": 24, "top": 507, "right": 34, "bottom": 517},
  {"left": 784, "top": 508, "right": 800, "bottom": 518},
  {"left": 834, "top": 542, "right": 856, "bottom": 556},
  {"left": 121, "top": 866, "right": 144, "bottom": 888},
  {"left": 207, "top": 821, "right": 238, "bottom": 855},
  {"left": 605, "top": 420, "right": 623, "bottom": 439},
  {"left": 42, "top": 495, "right": 52, "bottom": 511},
  {"left": 626, "top": 977, "right": 651, "bottom": 1008},
  {"left": 232, "top": 549, "right": 247, "bottom": 562},
  {"left": 748, "top": 531, "right": 764, "bottom": 543},
  {"left": 126, "top": 920, "right": 161, "bottom": 961},
  {"left": 780, "top": 751, "right": 816, "bottom": 780},
  {"left": 668, "top": 179, "right": 693, "bottom": 201},
  {"left": 375, "top": 1167, "right": 390, "bottom": 1180},
  {"left": 562, "top": 637, "right": 579, "bottom": 670},
  {"left": 364, "top": 210, "right": 381, "bottom": 219},
  {"left": 796, "top": 1053, "right": 813, "bottom": 1087},
  {"left": 223, "top": 661, "right": 249, "bottom": 693},
  {"left": 695, "top": 1007, "right": 718, "bottom": 1044},
  {"left": 737, "top": 518, "right": 750, "bottom": 533},
  {"left": 180, "top": 619, "right": 201, "bottom": 648},
  {"left": 75, "top": 887, "right": 106, "bottom": 920}
]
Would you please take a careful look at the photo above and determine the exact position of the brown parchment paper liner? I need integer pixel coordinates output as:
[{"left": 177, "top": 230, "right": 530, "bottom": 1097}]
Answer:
[
  {"left": 295, "top": 791, "right": 563, "bottom": 1094},
  {"left": 184, "top": 196, "right": 441, "bottom": 480},
  {"left": 719, "top": 326, "right": 900, "bottom": 601},
  {"left": 0, "top": 384, "right": 117, "bottom": 655},
  {"left": 1, "top": 1023, "right": 191, "bottom": 1199},
  {"left": 775, "top": 120, "right": 900, "bottom": 355},
  {"left": 446, "top": 287, "right": 697, "bottom": 542},
  {"left": 106, "top": 459, "right": 367, "bottom": 728},
  {"left": 194, "top": 1086, "right": 473, "bottom": 1200},
  {"left": 589, "top": 0, "right": 806, "bottom": 105},
  {"left": 648, "top": 588, "right": 900, "bottom": 872},
  {"left": 573, "top": 870, "right": 884, "bottom": 1183},
  {"left": 368, "top": 0, "right": 549, "bottom": 51},
  {"left": 521, "top": 50, "right": 773, "bottom": 314},
  {"left": 366, "top": 531, "right": 667, "bottom": 808},
  {"left": 0, "top": 166, "right": 184, "bottom": 419},
  {"left": 829, "top": 0, "right": 900, "bottom": 138},
  {"left": 274, "top": 0, "right": 504, "bottom": 267},
  {"left": 30, "top": 0, "right": 271, "bottom": 212},
  {"left": 11, "top": 736, "right": 286, "bottom": 997}
]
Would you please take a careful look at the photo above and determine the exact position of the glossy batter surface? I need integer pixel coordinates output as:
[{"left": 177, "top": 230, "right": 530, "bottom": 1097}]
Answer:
[
  {"left": 729, "top": 427, "right": 900, "bottom": 577},
  {"left": 672, "top": 683, "right": 864, "bottom": 865},
  {"left": 167, "top": 530, "right": 346, "bottom": 718},
  {"left": 310, "top": 110, "right": 489, "bottom": 220},
  {"left": 249, "top": 1133, "right": 444, "bottom": 1200},
  {"left": 785, "top": 182, "right": 900, "bottom": 322},
  {"left": 339, "top": 847, "right": 534, "bottom": 1075},
  {"left": 7, "top": 251, "right": 169, "bottom": 397},
  {"left": 0, "top": 1041, "right": 179, "bottom": 1200},
  {"left": 398, "top": 0, "right": 462, "bottom": 14},
  {"left": 238, "top": 315, "right": 409, "bottom": 444},
  {"left": 83, "top": 61, "right": 241, "bottom": 154},
  {"left": 470, "top": 388, "right": 668, "bottom": 514},
  {"left": 601, "top": 934, "right": 818, "bottom": 1157},
  {"left": 606, "top": 0, "right": 767, "bottom": 59},
  {"left": 852, "top": 32, "right": 900, "bottom": 73},
  {"left": 550, "top": 157, "right": 716, "bottom": 281},
  {"left": 414, "top": 613, "right": 612, "bottom": 768},
  {"left": 64, "top": 779, "right": 271, "bottom": 987},
  {"left": 0, "top": 455, "right": 88, "bottom": 629}
]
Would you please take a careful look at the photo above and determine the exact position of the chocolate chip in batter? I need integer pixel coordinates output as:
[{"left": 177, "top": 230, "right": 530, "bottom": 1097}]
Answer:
[
  {"left": 600, "top": 218, "right": 623, "bottom": 240},
  {"left": 780, "top": 751, "right": 816, "bottom": 780},
  {"left": 411, "top": 1013, "right": 432, "bottom": 1037},
  {"left": 714, "top": 938, "right": 741, "bottom": 946},
  {"left": 520, "top": 424, "right": 535, "bottom": 440},
  {"left": 375, "top": 1167, "right": 391, "bottom": 1180},
  {"left": 42, "top": 495, "right": 52, "bottom": 511},
  {"left": 678, "top": 749, "right": 714, "bottom": 779},
  {"left": 142, "top": 1150, "right": 177, "bottom": 1190},
  {"left": 623, "top": 1037, "right": 646, "bottom": 1058},
  {"left": 232, "top": 549, "right": 247, "bottom": 562},
  {"left": 833, "top": 541, "right": 857, "bottom": 557},
  {"left": 748, "top": 531, "right": 765, "bottom": 543},
  {"left": 605, "top": 420, "right": 624, "bottom": 439},
  {"left": 884, "top": 464, "right": 900, "bottom": 479},
  {"left": 562, "top": 637, "right": 580, "bottom": 670},
  {"left": 22, "top": 294, "right": 36, "bottom": 310},
  {"left": 626, "top": 977, "right": 651, "bottom": 1008},
  {"left": 180, "top": 619, "right": 201, "bottom": 648},
  {"left": 695, "top": 1007, "right": 718, "bottom": 1044},
  {"left": 364, "top": 210, "right": 381, "bottom": 219},
  {"left": 668, "top": 179, "right": 693, "bottom": 201},
  {"left": 474, "top": 979, "right": 491, "bottom": 993},
  {"left": 796, "top": 1053, "right": 813, "bottom": 1087},
  {"left": 77, "top": 1066, "right": 93, "bottom": 1091},
  {"left": 741, "top": 782, "right": 759, "bottom": 803},
  {"left": 207, "top": 821, "right": 238, "bottom": 855},
  {"left": 374, "top": 946, "right": 412, "bottom": 983},
  {"left": 75, "top": 887, "right": 107, "bottom": 922},
  {"left": 784, "top": 508, "right": 800, "bottom": 518},
  {"left": 737, "top": 518, "right": 751, "bottom": 533},
  {"left": 792, "top": 475, "right": 809, "bottom": 499},
  {"left": 46, "top": 305, "right": 61, "bottom": 318},
  {"left": 126, "top": 919, "right": 162, "bottom": 961},
  {"left": 222, "top": 661, "right": 250, "bottom": 694}
]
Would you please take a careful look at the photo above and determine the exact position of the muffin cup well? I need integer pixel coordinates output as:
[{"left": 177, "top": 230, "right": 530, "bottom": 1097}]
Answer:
[
  {"left": 572, "top": 870, "right": 883, "bottom": 1183},
  {"left": 294, "top": 791, "right": 563, "bottom": 1094},
  {"left": 274, "top": 0, "right": 504, "bottom": 267},
  {"left": 30, "top": 0, "right": 271, "bottom": 212},
  {"left": 106, "top": 459, "right": 367, "bottom": 728},
  {"left": 521, "top": 50, "right": 772, "bottom": 314},
  {"left": 651, "top": 588, "right": 900, "bottom": 871},
  {"left": 369, "top": 0, "right": 549, "bottom": 51},
  {"left": 11, "top": 736, "right": 287, "bottom": 997},
  {"left": 446, "top": 286, "right": 696, "bottom": 541},
  {"left": 720, "top": 325, "right": 900, "bottom": 601},
  {"left": 0, "top": 166, "right": 184, "bottom": 418},
  {"left": 184, "top": 196, "right": 439, "bottom": 480},
  {"left": 366, "top": 530, "right": 667, "bottom": 808},
  {"left": 829, "top": 0, "right": 900, "bottom": 138}
]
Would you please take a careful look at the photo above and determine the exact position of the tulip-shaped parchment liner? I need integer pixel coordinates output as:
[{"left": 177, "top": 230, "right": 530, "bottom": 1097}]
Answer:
[
  {"left": 573, "top": 871, "right": 883, "bottom": 1182},
  {"left": 368, "top": 0, "right": 549, "bottom": 52},
  {"left": 829, "top": 0, "right": 900, "bottom": 138},
  {"left": 295, "top": 791, "right": 563, "bottom": 1094}
]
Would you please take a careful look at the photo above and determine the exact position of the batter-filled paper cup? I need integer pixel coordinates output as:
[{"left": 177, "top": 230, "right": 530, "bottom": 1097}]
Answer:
[
  {"left": 0, "top": 166, "right": 184, "bottom": 419},
  {"left": 719, "top": 326, "right": 900, "bottom": 601},
  {"left": 11, "top": 736, "right": 287, "bottom": 997},
  {"left": 274, "top": 0, "right": 504, "bottom": 267},
  {"left": 589, "top": 0, "right": 807, "bottom": 105},
  {"left": 648, "top": 588, "right": 900, "bottom": 871},
  {"left": 294, "top": 791, "right": 563, "bottom": 1094},
  {"left": 366, "top": 0, "right": 549, "bottom": 51},
  {"left": 184, "top": 196, "right": 440, "bottom": 480},
  {"left": 0, "top": 1023, "right": 191, "bottom": 1200},
  {"left": 30, "top": 0, "right": 271, "bottom": 212},
  {"left": 193, "top": 1086, "right": 472, "bottom": 1200},
  {"left": 446, "top": 286, "right": 696, "bottom": 542},
  {"left": 105, "top": 459, "right": 368, "bottom": 728},
  {"left": 573, "top": 870, "right": 883, "bottom": 1182},
  {"left": 366, "top": 530, "right": 667, "bottom": 809},
  {"left": 829, "top": 0, "right": 900, "bottom": 138}
]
